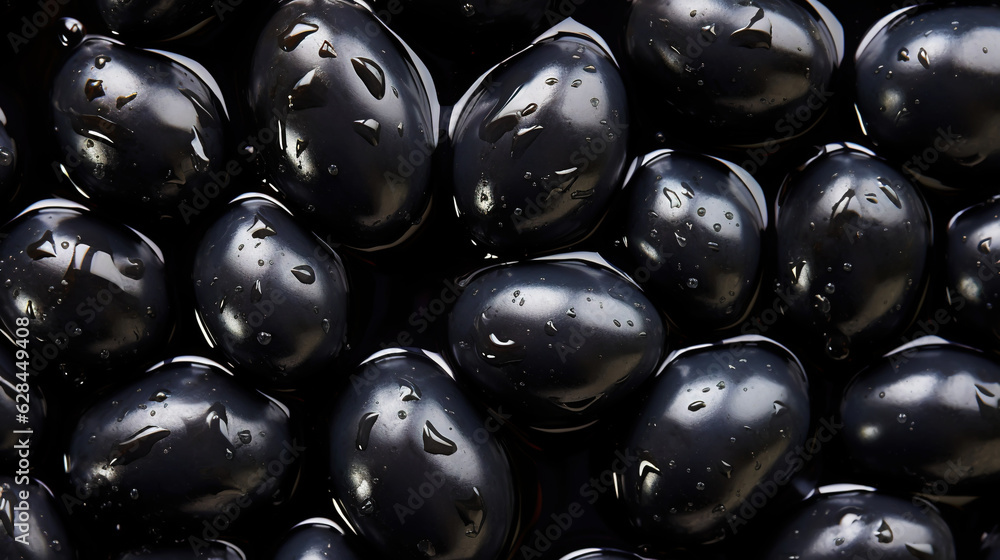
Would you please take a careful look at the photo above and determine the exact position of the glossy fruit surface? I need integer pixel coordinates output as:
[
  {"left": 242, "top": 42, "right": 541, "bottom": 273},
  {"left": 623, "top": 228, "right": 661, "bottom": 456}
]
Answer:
[
  {"left": 764, "top": 489, "right": 956, "bottom": 559},
  {"left": 625, "top": 0, "right": 842, "bottom": 145},
  {"left": 115, "top": 540, "right": 246, "bottom": 560},
  {"left": 192, "top": 194, "right": 349, "bottom": 386},
  {"left": 249, "top": 0, "right": 437, "bottom": 250},
  {"left": 447, "top": 257, "right": 665, "bottom": 430},
  {"left": 615, "top": 337, "right": 810, "bottom": 545},
  {"left": 450, "top": 28, "right": 628, "bottom": 255},
  {"left": 855, "top": 5, "right": 1000, "bottom": 188},
  {"left": 0, "top": 477, "right": 75, "bottom": 560},
  {"left": 0, "top": 200, "right": 171, "bottom": 374},
  {"left": 273, "top": 518, "right": 369, "bottom": 560},
  {"left": 945, "top": 197, "right": 1000, "bottom": 341},
  {"left": 613, "top": 150, "right": 766, "bottom": 331},
  {"left": 64, "top": 357, "right": 299, "bottom": 538},
  {"left": 328, "top": 349, "right": 516, "bottom": 560},
  {"left": 774, "top": 143, "right": 931, "bottom": 361},
  {"left": 51, "top": 37, "right": 228, "bottom": 219},
  {"left": 842, "top": 341, "right": 1000, "bottom": 495}
]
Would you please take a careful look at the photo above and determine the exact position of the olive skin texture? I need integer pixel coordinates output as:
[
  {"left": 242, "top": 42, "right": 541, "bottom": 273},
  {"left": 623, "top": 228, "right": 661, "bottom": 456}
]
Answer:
[
  {"left": 0, "top": 201, "right": 171, "bottom": 374},
  {"left": 51, "top": 37, "right": 227, "bottom": 219},
  {"left": 842, "top": 343, "right": 1000, "bottom": 495},
  {"left": 447, "top": 258, "right": 666, "bottom": 431},
  {"left": 614, "top": 151, "right": 766, "bottom": 331},
  {"left": 945, "top": 197, "right": 1000, "bottom": 341},
  {"left": 328, "top": 349, "right": 515, "bottom": 560},
  {"left": 64, "top": 357, "right": 299, "bottom": 538},
  {"left": 249, "top": 0, "right": 436, "bottom": 250},
  {"left": 273, "top": 518, "right": 370, "bottom": 560},
  {"left": 855, "top": 6, "right": 1000, "bottom": 189},
  {"left": 764, "top": 490, "right": 955, "bottom": 559},
  {"left": 0, "top": 344, "right": 45, "bottom": 468},
  {"left": 625, "top": 0, "right": 841, "bottom": 146},
  {"left": 0, "top": 477, "right": 75, "bottom": 560},
  {"left": 614, "top": 338, "right": 810, "bottom": 545},
  {"left": 96, "top": 0, "right": 224, "bottom": 41},
  {"left": 116, "top": 541, "right": 246, "bottom": 560},
  {"left": 774, "top": 144, "right": 931, "bottom": 361},
  {"left": 450, "top": 31, "right": 629, "bottom": 255},
  {"left": 192, "top": 195, "right": 349, "bottom": 386}
]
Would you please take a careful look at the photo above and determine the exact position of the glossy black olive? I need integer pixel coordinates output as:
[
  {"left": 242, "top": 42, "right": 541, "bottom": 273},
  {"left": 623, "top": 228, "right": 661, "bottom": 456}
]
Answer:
[
  {"left": 447, "top": 257, "right": 666, "bottom": 431},
  {"left": 64, "top": 357, "right": 300, "bottom": 539},
  {"left": 614, "top": 337, "right": 810, "bottom": 545},
  {"left": 613, "top": 150, "right": 766, "bottom": 331},
  {"left": 249, "top": 0, "right": 437, "bottom": 250},
  {"left": 0, "top": 477, "right": 75, "bottom": 560},
  {"left": 945, "top": 196, "right": 1000, "bottom": 341},
  {"left": 842, "top": 341, "right": 1000, "bottom": 496},
  {"left": 763, "top": 489, "right": 956, "bottom": 559},
  {"left": 191, "top": 194, "right": 349, "bottom": 386},
  {"left": 116, "top": 540, "right": 246, "bottom": 560},
  {"left": 774, "top": 143, "right": 931, "bottom": 361},
  {"left": 450, "top": 29, "right": 628, "bottom": 255},
  {"left": 328, "top": 349, "right": 516, "bottom": 560},
  {"left": 51, "top": 36, "right": 228, "bottom": 220},
  {"left": 273, "top": 518, "right": 370, "bottom": 560},
  {"left": 0, "top": 200, "right": 172, "bottom": 375},
  {"left": 854, "top": 5, "right": 1000, "bottom": 189},
  {"left": 625, "top": 0, "right": 842, "bottom": 145}
]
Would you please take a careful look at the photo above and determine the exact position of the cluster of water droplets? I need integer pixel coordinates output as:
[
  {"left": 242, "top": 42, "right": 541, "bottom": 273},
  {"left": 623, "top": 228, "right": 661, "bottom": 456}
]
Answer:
[
  {"left": 351, "top": 375, "right": 487, "bottom": 542},
  {"left": 278, "top": 19, "right": 406, "bottom": 174},
  {"left": 208, "top": 212, "right": 332, "bottom": 342}
]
